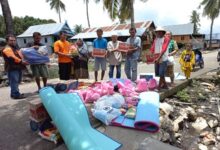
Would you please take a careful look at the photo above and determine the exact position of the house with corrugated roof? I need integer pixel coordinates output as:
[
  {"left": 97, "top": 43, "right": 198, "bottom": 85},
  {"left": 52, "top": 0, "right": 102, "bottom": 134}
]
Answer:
[
  {"left": 163, "top": 23, "right": 205, "bottom": 48},
  {"left": 71, "top": 21, "right": 156, "bottom": 51},
  {"left": 204, "top": 33, "right": 220, "bottom": 48},
  {"left": 17, "top": 22, "right": 74, "bottom": 53}
]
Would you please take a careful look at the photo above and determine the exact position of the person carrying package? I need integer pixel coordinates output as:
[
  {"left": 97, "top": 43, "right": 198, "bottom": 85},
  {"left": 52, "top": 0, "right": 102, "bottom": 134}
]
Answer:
[
  {"left": 165, "top": 31, "right": 179, "bottom": 87},
  {"left": 73, "top": 38, "right": 89, "bottom": 79},
  {"left": 150, "top": 27, "right": 170, "bottom": 90},
  {"left": 93, "top": 28, "right": 108, "bottom": 81},
  {"left": 54, "top": 31, "right": 72, "bottom": 80},
  {"left": 26, "top": 32, "right": 49, "bottom": 92},
  {"left": 107, "top": 32, "right": 122, "bottom": 79},
  {"left": 125, "top": 27, "right": 142, "bottom": 82},
  {"left": 2, "top": 34, "right": 28, "bottom": 99}
]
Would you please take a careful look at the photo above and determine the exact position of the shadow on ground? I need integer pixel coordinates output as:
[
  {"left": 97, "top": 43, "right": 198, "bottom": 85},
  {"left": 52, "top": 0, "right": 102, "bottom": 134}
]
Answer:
[{"left": 0, "top": 93, "right": 58, "bottom": 150}]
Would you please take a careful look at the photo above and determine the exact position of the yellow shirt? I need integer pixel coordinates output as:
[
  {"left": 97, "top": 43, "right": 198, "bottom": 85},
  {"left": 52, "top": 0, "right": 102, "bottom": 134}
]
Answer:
[
  {"left": 179, "top": 49, "right": 195, "bottom": 70},
  {"left": 54, "top": 40, "right": 72, "bottom": 63}
]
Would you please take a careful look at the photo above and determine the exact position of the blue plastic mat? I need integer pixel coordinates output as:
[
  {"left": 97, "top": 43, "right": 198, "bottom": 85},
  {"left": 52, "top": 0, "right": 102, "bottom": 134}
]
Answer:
[
  {"left": 112, "top": 91, "right": 160, "bottom": 133},
  {"left": 39, "top": 87, "right": 121, "bottom": 150}
]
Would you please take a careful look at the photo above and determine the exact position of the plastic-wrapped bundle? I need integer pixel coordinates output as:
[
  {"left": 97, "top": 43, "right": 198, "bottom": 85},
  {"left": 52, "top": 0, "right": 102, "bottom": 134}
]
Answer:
[{"left": 21, "top": 46, "right": 50, "bottom": 64}]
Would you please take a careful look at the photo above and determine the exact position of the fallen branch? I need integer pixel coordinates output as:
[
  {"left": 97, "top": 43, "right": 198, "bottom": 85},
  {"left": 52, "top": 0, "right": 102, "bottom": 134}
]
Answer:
[{"left": 171, "top": 100, "right": 193, "bottom": 105}]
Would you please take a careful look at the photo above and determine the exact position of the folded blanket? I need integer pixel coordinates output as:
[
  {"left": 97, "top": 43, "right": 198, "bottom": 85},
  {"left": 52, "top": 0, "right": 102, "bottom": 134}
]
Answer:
[{"left": 21, "top": 46, "right": 50, "bottom": 64}]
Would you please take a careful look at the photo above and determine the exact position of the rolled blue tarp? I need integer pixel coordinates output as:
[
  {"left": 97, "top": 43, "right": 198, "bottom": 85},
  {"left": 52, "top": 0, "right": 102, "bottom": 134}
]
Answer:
[
  {"left": 39, "top": 87, "right": 121, "bottom": 150},
  {"left": 112, "top": 91, "right": 160, "bottom": 133},
  {"left": 21, "top": 47, "right": 49, "bottom": 64}
]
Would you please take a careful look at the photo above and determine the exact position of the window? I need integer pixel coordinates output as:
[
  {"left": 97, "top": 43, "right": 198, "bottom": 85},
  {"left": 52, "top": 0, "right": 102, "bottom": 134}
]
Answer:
[
  {"left": 44, "top": 37, "right": 48, "bottom": 43},
  {"left": 23, "top": 39, "right": 26, "bottom": 44},
  {"left": 181, "top": 36, "right": 185, "bottom": 40}
]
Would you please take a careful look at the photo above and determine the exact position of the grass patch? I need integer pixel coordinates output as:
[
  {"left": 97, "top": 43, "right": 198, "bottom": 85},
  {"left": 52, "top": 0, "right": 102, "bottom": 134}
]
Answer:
[{"left": 176, "top": 89, "right": 190, "bottom": 102}]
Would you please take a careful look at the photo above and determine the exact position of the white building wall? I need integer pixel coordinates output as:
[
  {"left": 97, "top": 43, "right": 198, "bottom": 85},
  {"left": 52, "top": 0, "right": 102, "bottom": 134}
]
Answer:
[{"left": 17, "top": 35, "right": 54, "bottom": 54}]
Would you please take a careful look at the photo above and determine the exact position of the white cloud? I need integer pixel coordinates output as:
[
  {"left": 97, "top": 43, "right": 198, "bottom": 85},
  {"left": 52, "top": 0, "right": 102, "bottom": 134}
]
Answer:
[{"left": 0, "top": 0, "right": 219, "bottom": 33}]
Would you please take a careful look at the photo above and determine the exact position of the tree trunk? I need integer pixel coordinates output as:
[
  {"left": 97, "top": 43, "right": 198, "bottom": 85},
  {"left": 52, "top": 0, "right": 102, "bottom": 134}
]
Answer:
[
  {"left": 130, "top": 0, "right": 135, "bottom": 28},
  {"left": 86, "top": 0, "right": 90, "bottom": 28},
  {"left": 58, "top": 0, "right": 61, "bottom": 23},
  {"left": 209, "top": 18, "right": 214, "bottom": 49},
  {"left": 58, "top": 7, "right": 61, "bottom": 23},
  {"left": 0, "top": 0, "right": 14, "bottom": 35}
]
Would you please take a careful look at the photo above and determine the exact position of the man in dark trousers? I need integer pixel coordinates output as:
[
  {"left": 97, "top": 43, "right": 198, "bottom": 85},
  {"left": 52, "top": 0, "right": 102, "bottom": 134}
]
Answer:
[{"left": 2, "top": 34, "right": 28, "bottom": 99}]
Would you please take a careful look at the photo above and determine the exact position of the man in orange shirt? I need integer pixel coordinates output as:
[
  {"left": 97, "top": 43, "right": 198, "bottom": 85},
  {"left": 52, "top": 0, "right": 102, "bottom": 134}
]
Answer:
[
  {"left": 54, "top": 31, "right": 72, "bottom": 80},
  {"left": 2, "top": 35, "right": 28, "bottom": 99}
]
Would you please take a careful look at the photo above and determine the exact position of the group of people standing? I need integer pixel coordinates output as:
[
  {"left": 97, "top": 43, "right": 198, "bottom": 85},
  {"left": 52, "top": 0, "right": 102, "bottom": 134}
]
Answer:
[
  {"left": 93, "top": 27, "right": 141, "bottom": 82},
  {"left": 2, "top": 26, "right": 196, "bottom": 99}
]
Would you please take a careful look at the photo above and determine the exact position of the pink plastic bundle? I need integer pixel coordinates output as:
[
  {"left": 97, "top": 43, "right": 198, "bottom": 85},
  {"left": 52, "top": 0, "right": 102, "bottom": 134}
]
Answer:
[
  {"left": 125, "top": 97, "right": 139, "bottom": 106},
  {"left": 117, "top": 80, "right": 138, "bottom": 97},
  {"left": 136, "top": 79, "right": 148, "bottom": 92},
  {"left": 93, "top": 82, "right": 114, "bottom": 96},
  {"left": 148, "top": 78, "right": 158, "bottom": 90},
  {"left": 84, "top": 88, "right": 101, "bottom": 103}
]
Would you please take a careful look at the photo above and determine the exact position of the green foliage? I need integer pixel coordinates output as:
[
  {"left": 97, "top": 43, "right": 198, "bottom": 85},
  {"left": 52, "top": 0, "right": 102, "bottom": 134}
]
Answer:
[
  {"left": 73, "top": 24, "right": 83, "bottom": 34},
  {"left": 190, "top": 10, "right": 200, "bottom": 34},
  {"left": 0, "top": 15, "right": 56, "bottom": 37},
  {"left": 176, "top": 89, "right": 190, "bottom": 102},
  {"left": 101, "top": 0, "right": 148, "bottom": 24}
]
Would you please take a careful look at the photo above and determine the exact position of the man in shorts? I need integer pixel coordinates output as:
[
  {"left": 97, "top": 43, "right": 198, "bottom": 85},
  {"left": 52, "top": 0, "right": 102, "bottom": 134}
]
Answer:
[
  {"left": 93, "top": 29, "right": 107, "bottom": 81},
  {"left": 27, "top": 32, "right": 49, "bottom": 91},
  {"left": 54, "top": 31, "right": 72, "bottom": 80}
]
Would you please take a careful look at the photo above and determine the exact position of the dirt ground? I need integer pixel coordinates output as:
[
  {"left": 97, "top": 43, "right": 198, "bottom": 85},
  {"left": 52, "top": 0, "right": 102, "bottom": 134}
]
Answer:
[{"left": 160, "top": 69, "right": 220, "bottom": 150}]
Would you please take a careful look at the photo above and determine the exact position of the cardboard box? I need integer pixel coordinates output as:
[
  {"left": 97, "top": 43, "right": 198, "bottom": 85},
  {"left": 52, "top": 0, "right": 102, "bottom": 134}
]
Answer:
[
  {"left": 118, "top": 42, "right": 134, "bottom": 52},
  {"left": 29, "top": 99, "right": 49, "bottom": 122},
  {"left": 146, "top": 53, "right": 160, "bottom": 64},
  {"left": 92, "top": 48, "right": 107, "bottom": 58}
]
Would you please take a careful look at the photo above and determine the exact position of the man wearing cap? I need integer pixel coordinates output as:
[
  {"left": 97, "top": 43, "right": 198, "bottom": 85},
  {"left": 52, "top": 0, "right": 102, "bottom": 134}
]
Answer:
[
  {"left": 125, "top": 27, "right": 142, "bottom": 81},
  {"left": 150, "top": 27, "right": 170, "bottom": 90},
  {"left": 107, "top": 33, "right": 122, "bottom": 78}
]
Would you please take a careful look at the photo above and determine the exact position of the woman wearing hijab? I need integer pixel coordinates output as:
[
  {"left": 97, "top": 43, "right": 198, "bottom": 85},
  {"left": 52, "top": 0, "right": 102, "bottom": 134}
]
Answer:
[{"left": 73, "top": 38, "right": 89, "bottom": 79}]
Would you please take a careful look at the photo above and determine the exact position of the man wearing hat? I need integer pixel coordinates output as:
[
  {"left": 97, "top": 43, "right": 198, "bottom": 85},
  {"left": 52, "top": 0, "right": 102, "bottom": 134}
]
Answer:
[
  {"left": 107, "top": 32, "right": 122, "bottom": 78},
  {"left": 150, "top": 27, "right": 170, "bottom": 90}
]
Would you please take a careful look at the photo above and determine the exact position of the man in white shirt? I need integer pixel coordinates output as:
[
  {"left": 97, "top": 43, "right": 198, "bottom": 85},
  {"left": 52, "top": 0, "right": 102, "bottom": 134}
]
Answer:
[
  {"left": 107, "top": 33, "right": 122, "bottom": 78},
  {"left": 150, "top": 27, "right": 170, "bottom": 90}
]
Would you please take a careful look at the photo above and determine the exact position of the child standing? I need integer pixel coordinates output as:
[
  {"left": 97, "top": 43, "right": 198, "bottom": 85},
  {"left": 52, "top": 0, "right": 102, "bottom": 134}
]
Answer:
[{"left": 179, "top": 43, "right": 195, "bottom": 79}]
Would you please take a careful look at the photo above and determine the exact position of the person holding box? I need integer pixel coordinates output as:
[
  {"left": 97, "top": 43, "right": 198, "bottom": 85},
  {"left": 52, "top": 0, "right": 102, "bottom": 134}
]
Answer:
[
  {"left": 124, "top": 27, "right": 141, "bottom": 82},
  {"left": 93, "top": 28, "right": 107, "bottom": 81},
  {"left": 107, "top": 33, "right": 122, "bottom": 78}
]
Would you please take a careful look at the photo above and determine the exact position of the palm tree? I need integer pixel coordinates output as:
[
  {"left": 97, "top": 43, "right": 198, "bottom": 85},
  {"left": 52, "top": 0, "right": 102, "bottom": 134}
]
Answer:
[
  {"left": 190, "top": 10, "right": 200, "bottom": 34},
  {"left": 74, "top": 24, "right": 83, "bottom": 34},
  {"left": 82, "top": 0, "right": 99, "bottom": 28},
  {"left": 0, "top": 0, "right": 14, "bottom": 35},
  {"left": 199, "top": 0, "right": 220, "bottom": 49},
  {"left": 102, "top": 0, "right": 148, "bottom": 28},
  {"left": 46, "top": 0, "right": 65, "bottom": 23},
  {"left": 83, "top": 0, "right": 90, "bottom": 28}
]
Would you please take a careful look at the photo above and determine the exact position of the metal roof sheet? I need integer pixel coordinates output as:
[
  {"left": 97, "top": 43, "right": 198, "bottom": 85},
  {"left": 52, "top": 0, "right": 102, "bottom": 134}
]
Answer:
[
  {"left": 17, "top": 22, "right": 74, "bottom": 38},
  {"left": 71, "top": 21, "right": 154, "bottom": 40},
  {"left": 71, "top": 28, "right": 146, "bottom": 40},
  {"left": 163, "top": 23, "right": 194, "bottom": 35}
]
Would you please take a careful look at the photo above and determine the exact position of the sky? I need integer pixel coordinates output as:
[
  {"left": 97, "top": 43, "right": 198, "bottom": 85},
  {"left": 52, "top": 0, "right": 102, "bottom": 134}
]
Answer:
[{"left": 0, "top": 0, "right": 220, "bottom": 34}]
